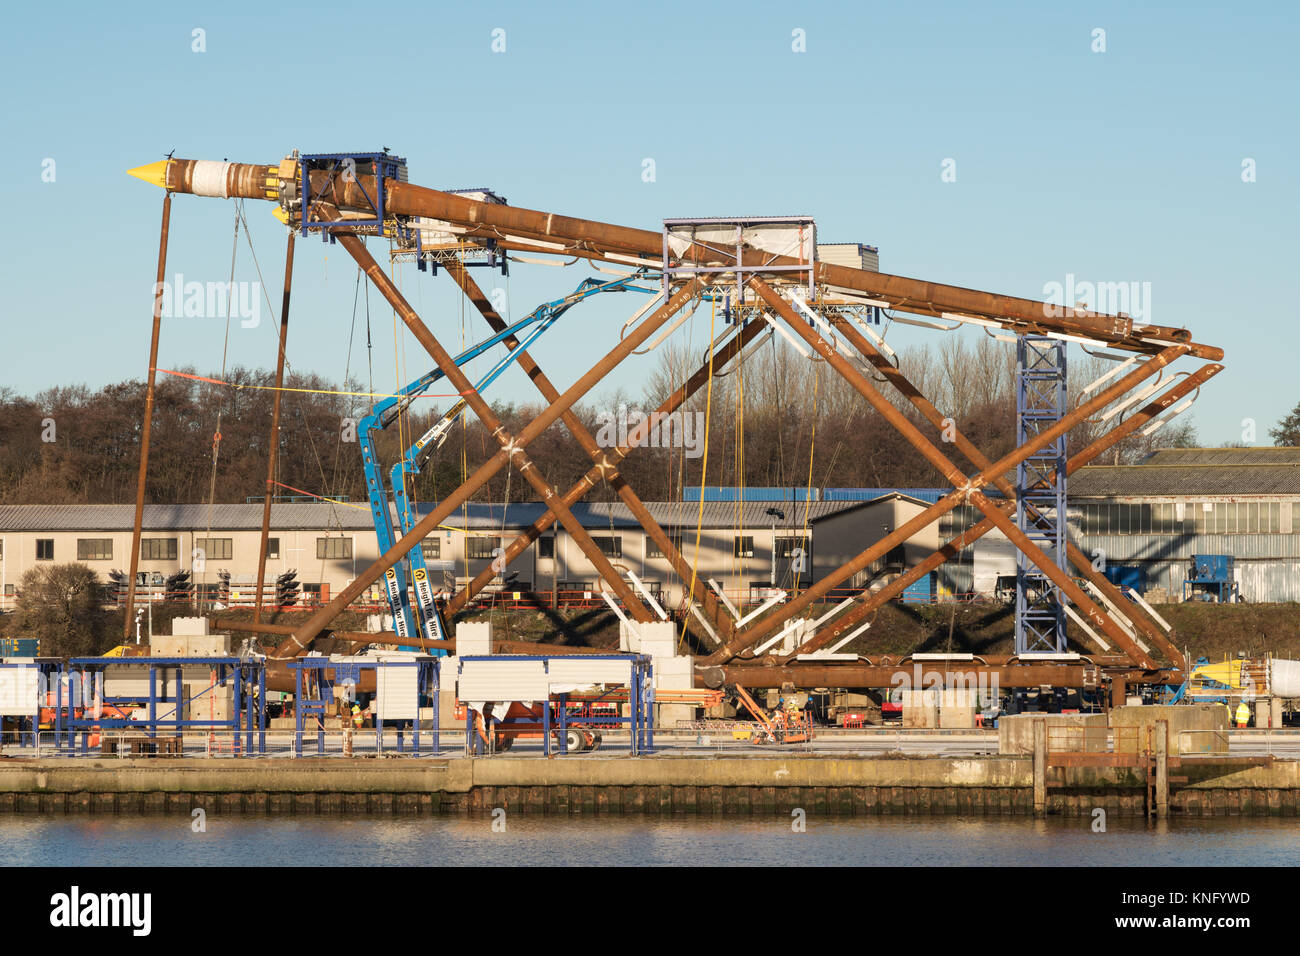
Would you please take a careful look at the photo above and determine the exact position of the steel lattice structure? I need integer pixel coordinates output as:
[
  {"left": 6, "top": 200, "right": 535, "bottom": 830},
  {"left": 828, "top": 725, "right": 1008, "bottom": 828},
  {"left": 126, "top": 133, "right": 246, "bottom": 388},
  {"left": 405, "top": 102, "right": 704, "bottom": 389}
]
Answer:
[
  {"left": 120, "top": 151, "right": 1226, "bottom": 697},
  {"left": 1015, "top": 336, "right": 1069, "bottom": 654}
]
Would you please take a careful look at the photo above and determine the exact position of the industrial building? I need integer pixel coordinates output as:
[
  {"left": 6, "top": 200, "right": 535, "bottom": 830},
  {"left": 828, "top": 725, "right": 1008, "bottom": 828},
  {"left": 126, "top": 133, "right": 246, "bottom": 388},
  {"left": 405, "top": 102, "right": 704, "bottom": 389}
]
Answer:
[
  {"left": 932, "top": 447, "right": 1299, "bottom": 604},
  {"left": 0, "top": 493, "right": 936, "bottom": 611},
  {"left": 3, "top": 448, "right": 1295, "bottom": 612},
  {"left": 1068, "top": 447, "right": 1300, "bottom": 603}
]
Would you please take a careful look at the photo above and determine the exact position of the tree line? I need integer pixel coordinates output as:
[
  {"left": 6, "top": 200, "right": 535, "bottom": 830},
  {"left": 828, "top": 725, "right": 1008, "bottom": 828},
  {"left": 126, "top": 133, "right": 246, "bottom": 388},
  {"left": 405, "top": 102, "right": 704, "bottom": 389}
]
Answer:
[{"left": 0, "top": 334, "right": 1201, "bottom": 510}]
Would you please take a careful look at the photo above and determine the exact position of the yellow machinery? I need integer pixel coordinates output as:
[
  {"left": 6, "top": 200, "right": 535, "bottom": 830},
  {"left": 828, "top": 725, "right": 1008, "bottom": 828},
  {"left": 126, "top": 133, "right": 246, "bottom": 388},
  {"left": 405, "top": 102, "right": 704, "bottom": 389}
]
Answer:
[{"left": 731, "top": 684, "right": 815, "bottom": 745}]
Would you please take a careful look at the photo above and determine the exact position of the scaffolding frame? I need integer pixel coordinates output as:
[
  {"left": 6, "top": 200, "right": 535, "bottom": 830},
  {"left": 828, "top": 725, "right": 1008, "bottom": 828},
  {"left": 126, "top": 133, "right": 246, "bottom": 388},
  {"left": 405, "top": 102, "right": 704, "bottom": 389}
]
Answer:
[
  {"left": 288, "top": 656, "right": 440, "bottom": 757},
  {"left": 1015, "top": 336, "right": 1069, "bottom": 653}
]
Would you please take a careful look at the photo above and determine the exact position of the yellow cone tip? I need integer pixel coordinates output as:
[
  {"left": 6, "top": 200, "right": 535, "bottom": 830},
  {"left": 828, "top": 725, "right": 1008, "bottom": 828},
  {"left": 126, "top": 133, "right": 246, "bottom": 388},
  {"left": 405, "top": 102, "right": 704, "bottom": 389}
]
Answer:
[{"left": 127, "top": 159, "right": 170, "bottom": 189}]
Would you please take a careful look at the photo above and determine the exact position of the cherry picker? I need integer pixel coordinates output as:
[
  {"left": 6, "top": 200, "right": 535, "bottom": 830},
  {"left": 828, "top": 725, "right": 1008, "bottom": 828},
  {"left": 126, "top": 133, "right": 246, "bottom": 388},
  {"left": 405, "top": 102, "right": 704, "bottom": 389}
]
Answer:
[{"left": 357, "top": 270, "right": 657, "bottom": 646}]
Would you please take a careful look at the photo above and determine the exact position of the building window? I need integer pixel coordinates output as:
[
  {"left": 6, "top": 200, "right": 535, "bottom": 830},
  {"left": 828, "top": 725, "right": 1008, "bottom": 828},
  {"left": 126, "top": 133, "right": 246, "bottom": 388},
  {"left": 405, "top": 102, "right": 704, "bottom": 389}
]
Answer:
[
  {"left": 734, "top": 536, "right": 755, "bottom": 558},
  {"left": 645, "top": 533, "right": 683, "bottom": 559},
  {"left": 36, "top": 539, "right": 54, "bottom": 561},
  {"left": 76, "top": 538, "right": 113, "bottom": 561},
  {"left": 421, "top": 539, "right": 441, "bottom": 560},
  {"left": 588, "top": 536, "right": 622, "bottom": 558},
  {"left": 141, "top": 537, "right": 178, "bottom": 561},
  {"left": 194, "top": 537, "right": 233, "bottom": 561},
  {"left": 316, "top": 537, "right": 353, "bottom": 560},
  {"left": 538, "top": 536, "right": 555, "bottom": 559},
  {"left": 266, "top": 537, "right": 280, "bottom": 559},
  {"left": 302, "top": 583, "right": 322, "bottom": 603},
  {"left": 776, "top": 534, "right": 811, "bottom": 560},
  {"left": 467, "top": 537, "right": 498, "bottom": 560}
]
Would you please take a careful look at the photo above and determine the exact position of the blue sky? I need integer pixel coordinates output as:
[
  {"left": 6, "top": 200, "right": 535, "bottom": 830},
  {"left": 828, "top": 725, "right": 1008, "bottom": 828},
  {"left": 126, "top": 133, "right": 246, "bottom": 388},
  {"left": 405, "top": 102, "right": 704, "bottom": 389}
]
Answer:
[{"left": 1, "top": 0, "right": 1296, "bottom": 444}]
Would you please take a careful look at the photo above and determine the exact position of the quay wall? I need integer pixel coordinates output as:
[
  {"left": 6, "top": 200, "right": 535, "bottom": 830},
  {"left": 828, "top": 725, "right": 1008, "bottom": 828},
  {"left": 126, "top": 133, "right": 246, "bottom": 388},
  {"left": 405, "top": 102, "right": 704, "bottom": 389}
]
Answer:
[{"left": 0, "top": 755, "right": 1297, "bottom": 817}]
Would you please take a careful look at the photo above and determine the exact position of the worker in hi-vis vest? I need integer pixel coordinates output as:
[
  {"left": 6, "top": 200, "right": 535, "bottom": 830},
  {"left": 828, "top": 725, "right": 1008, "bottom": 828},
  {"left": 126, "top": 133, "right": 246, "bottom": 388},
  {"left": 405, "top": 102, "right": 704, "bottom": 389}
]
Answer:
[{"left": 1234, "top": 700, "right": 1251, "bottom": 728}]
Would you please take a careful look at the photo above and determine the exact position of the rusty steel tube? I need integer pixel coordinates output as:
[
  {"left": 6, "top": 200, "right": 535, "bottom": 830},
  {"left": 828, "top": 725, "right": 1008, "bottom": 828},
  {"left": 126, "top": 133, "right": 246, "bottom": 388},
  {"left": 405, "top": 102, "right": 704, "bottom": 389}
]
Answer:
[
  {"left": 372, "top": 177, "right": 1143, "bottom": 348},
  {"left": 254, "top": 230, "right": 296, "bottom": 623},
  {"left": 122, "top": 191, "right": 172, "bottom": 640},
  {"left": 275, "top": 277, "right": 707, "bottom": 657},
  {"left": 782, "top": 363, "right": 1223, "bottom": 662},
  {"left": 145, "top": 158, "right": 1223, "bottom": 360},
  {"left": 372, "top": 176, "right": 1219, "bottom": 359},
  {"left": 696, "top": 663, "right": 1117, "bottom": 690},
  {"left": 337, "top": 231, "right": 654, "bottom": 625},
  {"left": 705, "top": 283, "right": 1187, "bottom": 663}
]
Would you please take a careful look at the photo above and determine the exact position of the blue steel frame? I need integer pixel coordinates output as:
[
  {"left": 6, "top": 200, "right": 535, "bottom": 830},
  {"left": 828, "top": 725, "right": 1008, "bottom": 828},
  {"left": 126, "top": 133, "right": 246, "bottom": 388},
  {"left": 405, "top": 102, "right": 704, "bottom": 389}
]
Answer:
[
  {"left": 1015, "top": 335, "right": 1069, "bottom": 653},
  {"left": 299, "top": 152, "right": 407, "bottom": 238},
  {"left": 287, "top": 657, "right": 440, "bottom": 757},
  {"left": 357, "top": 303, "right": 590, "bottom": 643},
  {"left": 415, "top": 188, "right": 508, "bottom": 276},
  {"left": 459, "top": 654, "right": 654, "bottom": 757},
  {"left": 60, "top": 657, "right": 266, "bottom": 755},
  {"left": 359, "top": 273, "right": 658, "bottom": 643}
]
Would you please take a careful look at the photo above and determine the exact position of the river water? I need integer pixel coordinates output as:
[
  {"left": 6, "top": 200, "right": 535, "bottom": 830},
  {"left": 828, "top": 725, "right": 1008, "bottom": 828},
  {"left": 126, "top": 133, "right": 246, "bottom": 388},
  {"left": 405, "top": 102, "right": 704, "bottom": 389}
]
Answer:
[{"left": 3, "top": 816, "right": 1297, "bottom": 867}]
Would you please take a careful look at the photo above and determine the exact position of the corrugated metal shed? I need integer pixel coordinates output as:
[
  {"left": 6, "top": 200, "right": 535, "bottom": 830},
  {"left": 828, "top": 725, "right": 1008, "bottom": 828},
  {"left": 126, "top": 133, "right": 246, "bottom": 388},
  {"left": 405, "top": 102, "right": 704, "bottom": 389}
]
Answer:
[
  {"left": 0, "top": 499, "right": 861, "bottom": 533},
  {"left": 817, "top": 242, "right": 880, "bottom": 272},
  {"left": 685, "top": 486, "right": 820, "bottom": 502},
  {"left": 0, "top": 503, "right": 374, "bottom": 532},
  {"left": 1077, "top": 533, "right": 1300, "bottom": 562},
  {"left": 1144, "top": 447, "right": 1300, "bottom": 466},
  {"left": 1071, "top": 464, "right": 1300, "bottom": 497},
  {"left": 446, "top": 499, "right": 866, "bottom": 529},
  {"left": 825, "top": 487, "right": 951, "bottom": 504}
]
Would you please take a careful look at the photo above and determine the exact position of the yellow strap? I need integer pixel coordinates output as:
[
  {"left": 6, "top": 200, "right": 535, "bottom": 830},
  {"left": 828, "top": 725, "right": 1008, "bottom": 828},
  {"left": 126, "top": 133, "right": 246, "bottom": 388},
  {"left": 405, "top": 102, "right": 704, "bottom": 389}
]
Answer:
[{"left": 679, "top": 294, "right": 716, "bottom": 652}]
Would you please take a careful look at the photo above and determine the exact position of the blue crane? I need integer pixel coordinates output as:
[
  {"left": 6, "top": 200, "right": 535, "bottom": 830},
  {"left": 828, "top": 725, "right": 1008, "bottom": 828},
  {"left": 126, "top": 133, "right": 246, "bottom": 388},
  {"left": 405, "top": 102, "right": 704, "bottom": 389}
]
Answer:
[{"left": 359, "top": 270, "right": 657, "bottom": 647}]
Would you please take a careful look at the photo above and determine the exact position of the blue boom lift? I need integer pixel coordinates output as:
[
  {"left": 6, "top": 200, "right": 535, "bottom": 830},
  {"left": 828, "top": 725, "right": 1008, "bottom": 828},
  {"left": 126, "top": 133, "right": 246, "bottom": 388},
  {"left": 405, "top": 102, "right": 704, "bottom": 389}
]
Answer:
[{"left": 358, "top": 271, "right": 657, "bottom": 646}]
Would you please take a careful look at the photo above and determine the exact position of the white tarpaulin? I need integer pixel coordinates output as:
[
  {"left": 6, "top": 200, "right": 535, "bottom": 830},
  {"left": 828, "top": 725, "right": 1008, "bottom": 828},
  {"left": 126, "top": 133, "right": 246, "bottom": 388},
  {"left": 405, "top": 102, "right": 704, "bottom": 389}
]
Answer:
[
  {"left": 458, "top": 659, "right": 548, "bottom": 703},
  {"left": 972, "top": 535, "right": 1018, "bottom": 594},
  {"left": 0, "top": 667, "right": 39, "bottom": 716},
  {"left": 458, "top": 657, "right": 634, "bottom": 703},
  {"left": 667, "top": 224, "right": 815, "bottom": 263},
  {"left": 375, "top": 663, "right": 419, "bottom": 721}
]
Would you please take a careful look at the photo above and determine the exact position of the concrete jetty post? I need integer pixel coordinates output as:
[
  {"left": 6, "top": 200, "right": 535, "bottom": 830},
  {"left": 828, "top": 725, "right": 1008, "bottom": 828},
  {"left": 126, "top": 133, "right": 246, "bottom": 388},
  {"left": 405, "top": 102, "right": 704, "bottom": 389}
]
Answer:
[
  {"left": 1155, "top": 719, "right": 1169, "bottom": 820},
  {"left": 1033, "top": 718, "right": 1047, "bottom": 817}
]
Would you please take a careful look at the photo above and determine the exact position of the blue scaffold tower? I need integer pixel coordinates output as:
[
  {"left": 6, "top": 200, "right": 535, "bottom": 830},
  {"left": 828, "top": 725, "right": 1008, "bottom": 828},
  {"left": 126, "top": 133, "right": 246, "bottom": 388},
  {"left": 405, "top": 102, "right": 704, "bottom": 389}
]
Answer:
[{"left": 1015, "top": 335, "right": 1068, "bottom": 653}]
